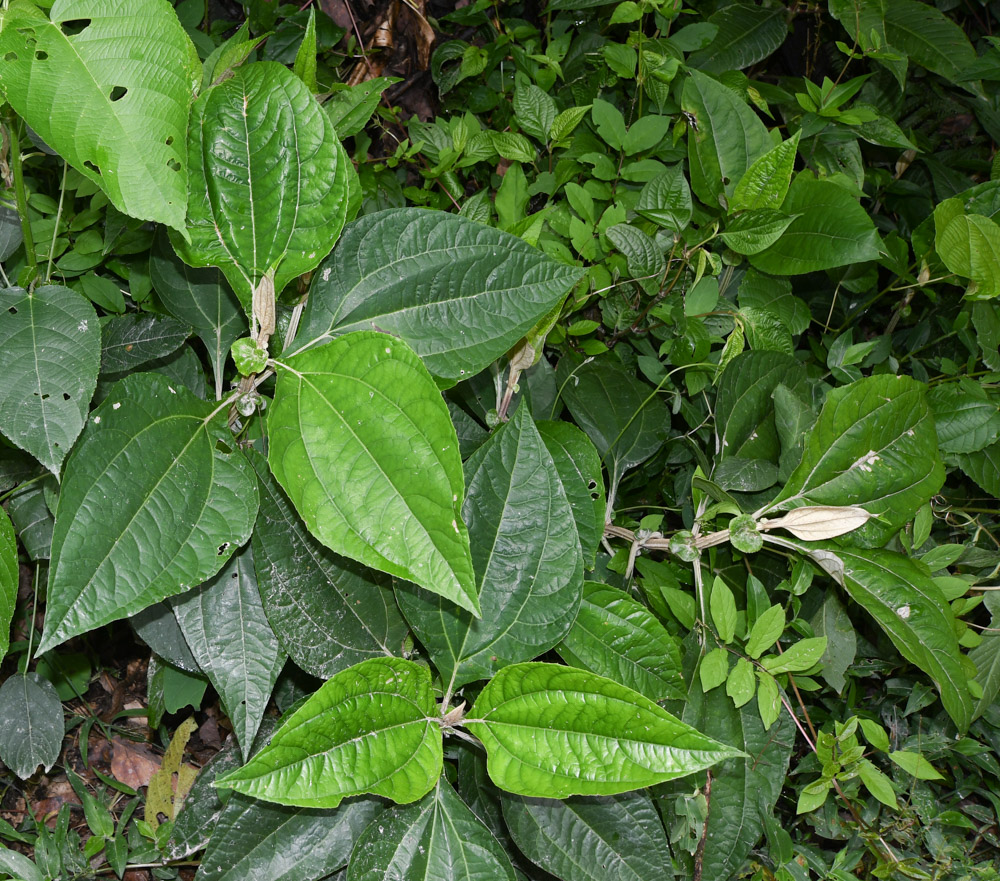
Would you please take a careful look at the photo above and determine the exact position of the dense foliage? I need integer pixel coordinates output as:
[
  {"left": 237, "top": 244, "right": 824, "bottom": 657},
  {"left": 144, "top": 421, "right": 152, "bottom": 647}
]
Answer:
[{"left": 1, "top": 0, "right": 1000, "bottom": 879}]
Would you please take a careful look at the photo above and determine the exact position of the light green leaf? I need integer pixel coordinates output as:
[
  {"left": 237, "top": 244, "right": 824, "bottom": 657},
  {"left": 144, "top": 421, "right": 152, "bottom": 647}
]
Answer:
[
  {"left": 216, "top": 657, "right": 443, "bottom": 807},
  {"left": 746, "top": 604, "right": 785, "bottom": 660},
  {"left": 269, "top": 332, "right": 478, "bottom": 616},
  {"left": 0, "top": 672, "right": 63, "bottom": 779},
  {"left": 347, "top": 779, "right": 516, "bottom": 881},
  {"left": 682, "top": 68, "right": 771, "bottom": 208},
  {"left": 796, "top": 778, "right": 832, "bottom": 814},
  {"left": 884, "top": 0, "right": 977, "bottom": 87},
  {"left": 635, "top": 165, "right": 692, "bottom": 232},
  {"left": 466, "top": 662, "right": 744, "bottom": 798},
  {"left": 794, "top": 542, "right": 972, "bottom": 732},
  {"left": 756, "top": 670, "right": 781, "bottom": 729},
  {"left": 810, "top": 593, "right": 856, "bottom": 693},
  {"left": 149, "top": 229, "right": 245, "bottom": 398},
  {"left": 0, "top": 508, "right": 14, "bottom": 664},
  {"left": 556, "top": 582, "right": 685, "bottom": 701},
  {"left": 623, "top": 114, "right": 671, "bottom": 156},
  {"left": 171, "top": 544, "right": 285, "bottom": 759},
  {"left": 699, "top": 646, "right": 729, "bottom": 692},
  {"left": 501, "top": 791, "right": 671, "bottom": 881},
  {"left": 550, "top": 105, "right": 592, "bottom": 143},
  {"left": 591, "top": 99, "right": 627, "bottom": 150},
  {"left": 936, "top": 212, "right": 1000, "bottom": 298},
  {"left": 397, "top": 405, "right": 583, "bottom": 689},
  {"left": 0, "top": 285, "right": 100, "bottom": 475},
  {"left": 0, "top": 0, "right": 198, "bottom": 234},
  {"left": 513, "top": 82, "right": 557, "bottom": 143},
  {"left": 710, "top": 577, "right": 737, "bottom": 643},
  {"left": 761, "top": 637, "right": 827, "bottom": 674},
  {"left": 174, "top": 61, "right": 350, "bottom": 311},
  {"left": 197, "top": 792, "right": 380, "bottom": 881},
  {"left": 688, "top": 4, "right": 788, "bottom": 73},
  {"left": 490, "top": 131, "right": 536, "bottom": 162},
  {"left": 739, "top": 269, "right": 811, "bottom": 335},
  {"left": 888, "top": 750, "right": 944, "bottom": 780},
  {"left": 248, "top": 449, "right": 408, "bottom": 679},
  {"left": 293, "top": 209, "right": 583, "bottom": 385},
  {"left": 731, "top": 133, "right": 800, "bottom": 212},
  {"left": 767, "top": 374, "right": 943, "bottom": 547},
  {"left": 291, "top": 6, "right": 317, "bottom": 91},
  {"left": 859, "top": 718, "right": 890, "bottom": 752},
  {"left": 324, "top": 77, "right": 399, "bottom": 139},
  {"left": 750, "top": 175, "right": 882, "bottom": 275},
  {"left": 858, "top": 759, "right": 898, "bottom": 809},
  {"left": 721, "top": 210, "right": 799, "bottom": 255},
  {"left": 38, "top": 373, "right": 258, "bottom": 654},
  {"left": 726, "top": 657, "right": 756, "bottom": 708}
]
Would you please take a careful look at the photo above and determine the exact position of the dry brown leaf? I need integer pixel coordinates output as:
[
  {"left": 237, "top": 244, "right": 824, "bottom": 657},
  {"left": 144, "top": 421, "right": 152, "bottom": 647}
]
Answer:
[{"left": 111, "top": 737, "right": 160, "bottom": 789}]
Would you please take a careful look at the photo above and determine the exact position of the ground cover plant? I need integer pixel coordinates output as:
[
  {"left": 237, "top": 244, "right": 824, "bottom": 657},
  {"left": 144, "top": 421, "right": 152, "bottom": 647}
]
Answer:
[{"left": 0, "top": 0, "right": 999, "bottom": 878}]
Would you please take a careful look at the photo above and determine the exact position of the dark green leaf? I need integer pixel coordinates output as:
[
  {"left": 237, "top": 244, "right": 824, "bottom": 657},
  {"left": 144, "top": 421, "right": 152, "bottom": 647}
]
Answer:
[
  {"left": 884, "top": 0, "right": 977, "bottom": 87},
  {"left": 100, "top": 313, "right": 189, "bottom": 373},
  {"left": 0, "top": 508, "right": 14, "bottom": 663},
  {"left": 0, "top": 672, "right": 63, "bottom": 779},
  {"left": 809, "top": 593, "right": 856, "bottom": 693},
  {"left": 688, "top": 5, "right": 787, "bottom": 73},
  {"left": 132, "top": 601, "right": 200, "bottom": 673},
  {"left": 928, "top": 383, "right": 1000, "bottom": 453}
]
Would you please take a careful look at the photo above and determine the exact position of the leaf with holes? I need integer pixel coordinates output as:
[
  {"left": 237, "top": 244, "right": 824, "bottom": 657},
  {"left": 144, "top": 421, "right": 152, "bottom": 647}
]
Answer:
[
  {"left": 173, "top": 61, "right": 350, "bottom": 312},
  {"left": 0, "top": 285, "right": 100, "bottom": 476},
  {"left": 37, "top": 373, "right": 258, "bottom": 654},
  {"left": 0, "top": 0, "right": 199, "bottom": 233}
]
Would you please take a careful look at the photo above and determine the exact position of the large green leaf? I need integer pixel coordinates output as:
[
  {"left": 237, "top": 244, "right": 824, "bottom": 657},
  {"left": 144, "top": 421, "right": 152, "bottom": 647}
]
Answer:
[
  {"left": 100, "top": 313, "right": 190, "bottom": 373},
  {"left": 465, "top": 663, "right": 743, "bottom": 799},
  {"left": 0, "top": 507, "right": 15, "bottom": 664},
  {"left": 557, "top": 582, "right": 685, "bottom": 702},
  {"left": 248, "top": 449, "right": 408, "bottom": 678},
  {"left": 149, "top": 229, "right": 245, "bottom": 398},
  {"left": 884, "top": 0, "right": 977, "bottom": 87},
  {"left": 0, "top": 0, "right": 198, "bottom": 233},
  {"left": 750, "top": 175, "right": 882, "bottom": 275},
  {"left": 766, "top": 374, "right": 943, "bottom": 547},
  {"left": 0, "top": 672, "right": 63, "bottom": 779},
  {"left": 269, "top": 332, "right": 478, "bottom": 615},
  {"left": 681, "top": 68, "right": 771, "bottom": 208},
  {"left": 0, "top": 285, "right": 100, "bottom": 475},
  {"left": 216, "top": 658, "right": 443, "bottom": 808},
  {"left": 37, "top": 373, "right": 258, "bottom": 654},
  {"left": 971, "top": 594, "right": 1000, "bottom": 722},
  {"left": 292, "top": 208, "right": 583, "bottom": 385},
  {"left": 174, "top": 61, "right": 350, "bottom": 310},
  {"left": 928, "top": 382, "right": 1000, "bottom": 453},
  {"left": 197, "top": 793, "right": 380, "bottom": 881},
  {"left": 171, "top": 544, "right": 286, "bottom": 759},
  {"left": 791, "top": 542, "right": 972, "bottom": 732},
  {"left": 501, "top": 791, "right": 671, "bottom": 881},
  {"left": 396, "top": 405, "right": 583, "bottom": 691},
  {"left": 688, "top": 4, "right": 787, "bottom": 73},
  {"left": 346, "top": 778, "right": 516, "bottom": 881},
  {"left": 935, "top": 212, "right": 1000, "bottom": 299},
  {"left": 957, "top": 441, "right": 1000, "bottom": 499}
]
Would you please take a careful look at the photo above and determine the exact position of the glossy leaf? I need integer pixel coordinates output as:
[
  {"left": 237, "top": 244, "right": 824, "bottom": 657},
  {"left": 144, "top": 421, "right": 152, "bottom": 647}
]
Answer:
[
  {"left": 0, "top": 672, "right": 63, "bottom": 779},
  {"left": 767, "top": 374, "right": 943, "bottom": 547},
  {"left": 730, "top": 133, "right": 800, "bottom": 213},
  {"left": 38, "top": 373, "right": 258, "bottom": 654},
  {"left": 198, "top": 793, "right": 380, "bottom": 881},
  {"left": 935, "top": 212, "right": 1000, "bottom": 298},
  {"left": 501, "top": 791, "right": 671, "bottom": 881},
  {"left": 682, "top": 68, "right": 770, "bottom": 208},
  {"left": 132, "top": 601, "right": 200, "bottom": 673},
  {"left": 0, "top": 508, "right": 14, "bottom": 664},
  {"left": 0, "top": 0, "right": 198, "bottom": 233},
  {"left": 556, "top": 582, "right": 685, "bottom": 701},
  {"left": 0, "top": 285, "right": 100, "bottom": 475},
  {"left": 720, "top": 209, "right": 798, "bottom": 255},
  {"left": 292, "top": 208, "right": 583, "bottom": 384},
  {"left": 884, "top": 0, "right": 977, "bottom": 86},
  {"left": 688, "top": 4, "right": 787, "bottom": 73},
  {"left": 269, "top": 332, "right": 478, "bottom": 615},
  {"left": 928, "top": 383, "right": 1000, "bottom": 453},
  {"left": 957, "top": 441, "right": 1000, "bottom": 499},
  {"left": 248, "top": 449, "right": 408, "bottom": 678},
  {"left": 347, "top": 778, "right": 516, "bottom": 881},
  {"left": 216, "top": 658, "right": 443, "bottom": 808},
  {"left": 100, "top": 313, "right": 190, "bottom": 373},
  {"left": 171, "top": 544, "right": 286, "bottom": 758},
  {"left": 635, "top": 165, "right": 692, "bottom": 232},
  {"left": 466, "top": 662, "right": 743, "bottom": 799},
  {"left": 174, "top": 61, "right": 350, "bottom": 310},
  {"left": 398, "top": 405, "right": 582, "bottom": 690}
]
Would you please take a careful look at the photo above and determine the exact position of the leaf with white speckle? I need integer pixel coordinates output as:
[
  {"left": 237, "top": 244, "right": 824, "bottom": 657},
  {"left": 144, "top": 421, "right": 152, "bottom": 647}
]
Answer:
[{"left": 0, "top": 673, "right": 64, "bottom": 779}]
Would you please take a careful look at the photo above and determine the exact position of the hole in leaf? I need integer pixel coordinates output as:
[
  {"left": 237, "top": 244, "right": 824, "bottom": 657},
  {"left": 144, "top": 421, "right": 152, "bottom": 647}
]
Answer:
[
  {"left": 84, "top": 160, "right": 99, "bottom": 175},
  {"left": 34, "top": 392, "right": 50, "bottom": 400},
  {"left": 587, "top": 479, "right": 597, "bottom": 489},
  {"left": 166, "top": 158, "right": 181, "bottom": 172},
  {"left": 62, "top": 392, "right": 70, "bottom": 401},
  {"left": 165, "top": 135, "right": 174, "bottom": 146},
  {"left": 215, "top": 440, "right": 232, "bottom": 454},
  {"left": 34, "top": 50, "right": 48, "bottom": 60},
  {"left": 231, "top": 572, "right": 238, "bottom": 579},
  {"left": 8, "top": 307, "right": 17, "bottom": 314},
  {"left": 4, "top": 53, "right": 17, "bottom": 62},
  {"left": 60, "top": 18, "right": 91, "bottom": 36},
  {"left": 109, "top": 85, "right": 127, "bottom": 102},
  {"left": 217, "top": 543, "right": 230, "bottom": 556}
]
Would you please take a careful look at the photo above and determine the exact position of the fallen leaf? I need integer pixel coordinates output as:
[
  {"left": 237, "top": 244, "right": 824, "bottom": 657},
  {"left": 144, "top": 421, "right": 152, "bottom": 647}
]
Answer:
[{"left": 111, "top": 737, "right": 160, "bottom": 789}]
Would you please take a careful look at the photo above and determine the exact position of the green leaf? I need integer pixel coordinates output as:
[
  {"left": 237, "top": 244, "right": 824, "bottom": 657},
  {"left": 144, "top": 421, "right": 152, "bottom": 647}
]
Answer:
[
  {"left": 513, "top": 82, "right": 557, "bottom": 143},
  {"left": 536, "top": 420, "right": 605, "bottom": 569},
  {"left": 720, "top": 210, "right": 798, "bottom": 255},
  {"left": 149, "top": 229, "right": 245, "bottom": 398},
  {"left": 0, "top": 848, "right": 44, "bottom": 881},
  {"left": 171, "top": 544, "right": 286, "bottom": 759},
  {"left": 291, "top": 6, "right": 317, "bottom": 91},
  {"left": 746, "top": 604, "right": 785, "bottom": 660},
  {"left": 216, "top": 658, "right": 443, "bottom": 808},
  {"left": 174, "top": 61, "right": 350, "bottom": 311},
  {"left": 556, "top": 582, "right": 685, "bottom": 701},
  {"left": 971, "top": 595, "right": 1000, "bottom": 721},
  {"left": 0, "top": 285, "right": 100, "bottom": 475},
  {"left": 466, "top": 662, "right": 743, "bottom": 798},
  {"left": 591, "top": 98, "right": 627, "bottom": 150},
  {"left": 8, "top": 481, "right": 54, "bottom": 561},
  {"left": 859, "top": 718, "right": 890, "bottom": 752},
  {"left": 726, "top": 656, "right": 756, "bottom": 707},
  {"left": 888, "top": 750, "right": 944, "bottom": 780},
  {"left": 323, "top": 77, "right": 398, "bottom": 140},
  {"left": 37, "top": 373, "right": 259, "bottom": 654},
  {"left": 767, "top": 374, "right": 943, "bottom": 547},
  {"left": 699, "top": 646, "right": 730, "bottom": 692},
  {"left": 935, "top": 212, "right": 1000, "bottom": 298},
  {"left": 347, "top": 778, "right": 516, "bottom": 881},
  {"left": 270, "top": 333, "right": 477, "bottom": 614},
  {"left": 100, "top": 313, "right": 190, "bottom": 373},
  {"left": 730, "top": 133, "right": 799, "bottom": 213},
  {"left": 0, "top": 508, "right": 15, "bottom": 664},
  {"left": 858, "top": 759, "right": 898, "bottom": 809},
  {"left": 710, "top": 577, "right": 738, "bottom": 643},
  {"left": 688, "top": 4, "right": 788, "bottom": 73},
  {"left": 248, "top": 449, "right": 408, "bottom": 679},
  {"left": 794, "top": 543, "right": 973, "bottom": 732},
  {"left": 884, "top": 0, "right": 977, "bottom": 87},
  {"left": 761, "top": 637, "right": 827, "bottom": 674},
  {"left": 293, "top": 208, "right": 583, "bottom": 385},
  {"left": 928, "top": 383, "right": 1000, "bottom": 453},
  {"left": 550, "top": 105, "right": 592, "bottom": 143},
  {"left": 606, "top": 224, "right": 666, "bottom": 292},
  {"left": 397, "top": 405, "right": 583, "bottom": 689},
  {"left": 132, "top": 601, "right": 200, "bottom": 673},
  {"left": 750, "top": 175, "right": 882, "bottom": 275},
  {"left": 809, "top": 593, "right": 856, "bottom": 693},
  {"left": 501, "top": 791, "right": 671, "bottom": 881},
  {"left": 197, "top": 793, "right": 380, "bottom": 881},
  {"left": 0, "top": 0, "right": 198, "bottom": 234},
  {"left": 957, "top": 441, "right": 1000, "bottom": 499},
  {"left": 796, "top": 778, "right": 832, "bottom": 814},
  {"left": 682, "top": 68, "right": 771, "bottom": 208},
  {"left": 0, "top": 672, "right": 63, "bottom": 779}
]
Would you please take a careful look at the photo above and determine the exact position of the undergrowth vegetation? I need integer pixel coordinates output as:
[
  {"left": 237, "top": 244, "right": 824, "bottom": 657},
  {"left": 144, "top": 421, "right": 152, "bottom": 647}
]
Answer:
[{"left": 1, "top": 0, "right": 1000, "bottom": 878}]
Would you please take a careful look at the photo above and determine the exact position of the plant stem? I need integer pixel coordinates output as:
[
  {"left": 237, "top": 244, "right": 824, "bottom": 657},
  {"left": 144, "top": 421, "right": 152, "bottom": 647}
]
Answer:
[{"left": 8, "top": 118, "right": 38, "bottom": 282}]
